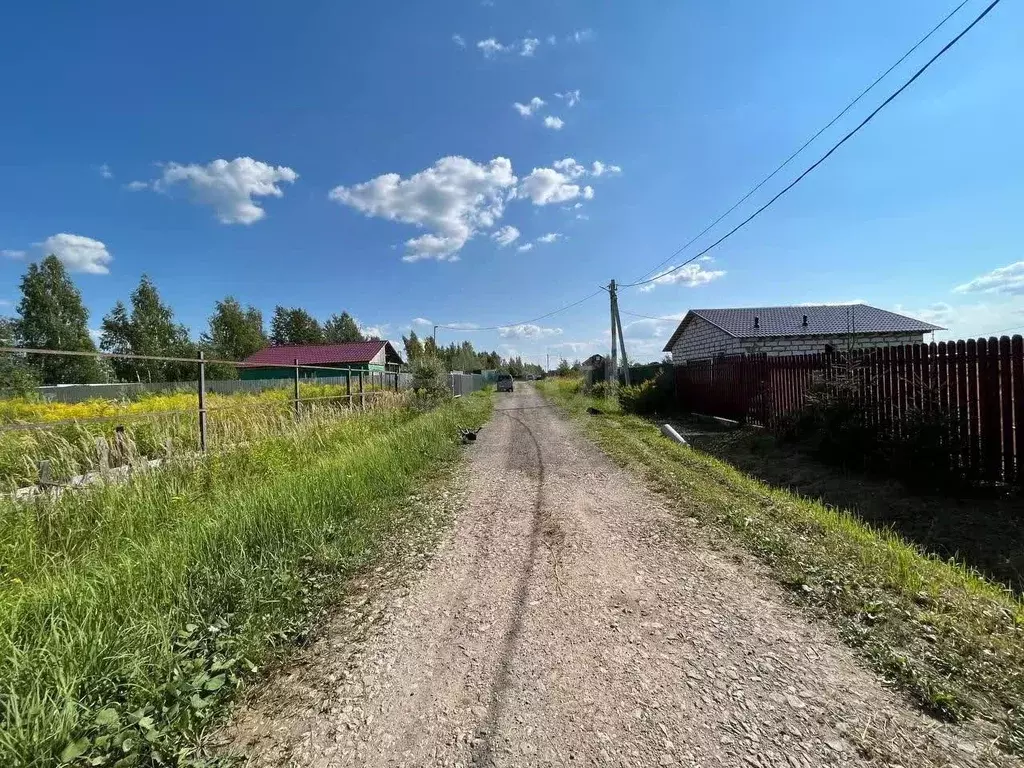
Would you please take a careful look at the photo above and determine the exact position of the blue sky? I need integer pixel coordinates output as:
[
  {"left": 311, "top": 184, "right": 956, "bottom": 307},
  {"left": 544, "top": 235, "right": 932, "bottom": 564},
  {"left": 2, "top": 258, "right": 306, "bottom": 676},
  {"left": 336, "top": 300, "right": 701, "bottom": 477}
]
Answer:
[{"left": 1, "top": 0, "right": 1022, "bottom": 364}]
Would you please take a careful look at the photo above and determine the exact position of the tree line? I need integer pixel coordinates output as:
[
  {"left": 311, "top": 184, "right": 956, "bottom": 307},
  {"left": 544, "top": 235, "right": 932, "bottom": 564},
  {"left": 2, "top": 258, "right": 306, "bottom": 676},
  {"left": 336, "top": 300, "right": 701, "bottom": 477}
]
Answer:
[
  {"left": 0, "top": 255, "right": 548, "bottom": 391},
  {"left": 400, "top": 331, "right": 544, "bottom": 378},
  {"left": 1, "top": 255, "right": 372, "bottom": 387}
]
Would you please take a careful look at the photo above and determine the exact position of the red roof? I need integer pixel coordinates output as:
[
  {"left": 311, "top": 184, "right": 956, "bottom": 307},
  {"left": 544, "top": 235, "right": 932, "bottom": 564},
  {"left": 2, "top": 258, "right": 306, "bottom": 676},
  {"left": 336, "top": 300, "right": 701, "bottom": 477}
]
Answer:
[{"left": 242, "top": 340, "right": 400, "bottom": 368}]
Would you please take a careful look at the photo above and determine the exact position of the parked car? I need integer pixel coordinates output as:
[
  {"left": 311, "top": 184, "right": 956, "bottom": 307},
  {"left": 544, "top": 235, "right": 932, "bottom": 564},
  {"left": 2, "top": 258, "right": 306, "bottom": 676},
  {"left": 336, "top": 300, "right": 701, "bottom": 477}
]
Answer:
[{"left": 497, "top": 373, "right": 514, "bottom": 392}]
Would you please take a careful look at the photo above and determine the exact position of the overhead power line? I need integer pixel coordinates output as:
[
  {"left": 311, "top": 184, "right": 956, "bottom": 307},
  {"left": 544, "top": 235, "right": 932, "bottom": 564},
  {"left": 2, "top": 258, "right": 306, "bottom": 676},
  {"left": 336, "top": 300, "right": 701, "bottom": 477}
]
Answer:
[
  {"left": 618, "top": 309, "right": 684, "bottom": 322},
  {"left": 436, "top": 289, "right": 604, "bottom": 332},
  {"left": 623, "top": 0, "right": 1001, "bottom": 289}
]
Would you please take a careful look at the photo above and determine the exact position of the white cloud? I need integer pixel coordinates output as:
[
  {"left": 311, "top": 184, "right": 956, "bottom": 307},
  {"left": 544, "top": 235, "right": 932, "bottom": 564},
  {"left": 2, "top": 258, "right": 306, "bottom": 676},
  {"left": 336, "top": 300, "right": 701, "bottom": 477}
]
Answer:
[
  {"left": 591, "top": 161, "right": 622, "bottom": 176},
  {"left": 893, "top": 300, "right": 1024, "bottom": 340},
  {"left": 550, "top": 340, "right": 601, "bottom": 356},
  {"left": 536, "top": 232, "right": 562, "bottom": 244},
  {"left": 517, "top": 243, "right": 534, "bottom": 252},
  {"left": 543, "top": 115, "right": 565, "bottom": 131},
  {"left": 358, "top": 320, "right": 389, "bottom": 339},
  {"left": 623, "top": 313, "right": 685, "bottom": 340},
  {"left": 452, "top": 33, "right": 466, "bottom": 47},
  {"left": 477, "top": 38, "right": 508, "bottom": 56},
  {"left": 329, "top": 156, "right": 516, "bottom": 262},
  {"left": 98, "top": 163, "right": 113, "bottom": 179},
  {"left": 445, "top": 322, "right": 480, "bottom": 330},
  {"left": 412, "top": 317, "right": 433, "bottom": 327},
  {"left": 639, "top": 262, "right": 726, "bottom": 292},
  {"left": 552, "top": 158, "right": 586, "bottom": 179},
  {"left": 546, "top": 35, "right": 557, "bottom": 45},
  {"left": 491, "top": 225, "right": 521, "bottom": 247},
  {"left": 498, "top": 324, "right": 562, "bottom": 339},
  {"left": 149, "top": 157, "right": 298, "bottom": 224},
  {"left": 513, "top": 96, "right": 545, "bottom": 117},
  {"left": 568, "top": 29, "right": 594, "bottom": 43},
  {"left": 125, "top": 180, "right": 149, "bottom": 191},
  {"left": 519, "top": 167, "right": 583, "bottom": 205},
  {"left": 555, "top": 90, "right": 581, "bottom": 107},
  {"left": 1, "top": 249, "right": 26, "bottom": 260},
  {"left": 953, "top": 261, "right": 1024, "bottom": 296},
  {"left": 520, "top": 159, "right": 616, "bottom": 204},
  {"left": 37, "top": 234, "right": 113, "bottom": 275},
  {"left": 520, "top": 38, "right": 540, "bottom": 56}
]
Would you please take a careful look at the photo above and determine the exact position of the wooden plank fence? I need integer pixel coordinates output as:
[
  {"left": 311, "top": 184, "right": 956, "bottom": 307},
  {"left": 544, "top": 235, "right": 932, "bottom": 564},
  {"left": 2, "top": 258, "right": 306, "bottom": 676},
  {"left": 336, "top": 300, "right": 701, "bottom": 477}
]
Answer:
[{"left": 674, "top": 335, "right": 1024, "bottom": 488}]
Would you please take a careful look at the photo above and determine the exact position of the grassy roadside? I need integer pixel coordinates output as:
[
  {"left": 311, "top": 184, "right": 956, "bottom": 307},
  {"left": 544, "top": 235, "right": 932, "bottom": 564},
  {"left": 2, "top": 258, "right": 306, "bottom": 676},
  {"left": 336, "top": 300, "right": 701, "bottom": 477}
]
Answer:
[
  {"left": 538, "top": 378, "right": 1024, "bottom": 754},
  {"left": 0, "top": 392, "right": 491, "bottom": 767}
]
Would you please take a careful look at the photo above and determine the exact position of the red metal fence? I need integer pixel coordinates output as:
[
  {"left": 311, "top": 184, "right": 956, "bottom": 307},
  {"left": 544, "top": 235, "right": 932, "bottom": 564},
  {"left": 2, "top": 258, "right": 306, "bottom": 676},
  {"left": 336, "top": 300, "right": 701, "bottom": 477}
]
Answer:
[{"left": 674, "top": 335, "right": 1024, "bottom": 488}]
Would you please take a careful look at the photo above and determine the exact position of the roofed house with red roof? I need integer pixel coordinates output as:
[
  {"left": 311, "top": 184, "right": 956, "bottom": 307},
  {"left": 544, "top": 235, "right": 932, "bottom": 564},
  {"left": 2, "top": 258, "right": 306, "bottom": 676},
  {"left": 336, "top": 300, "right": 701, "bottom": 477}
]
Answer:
[{"left": 239, "top": 340, "right": 404, "bottom": 380}]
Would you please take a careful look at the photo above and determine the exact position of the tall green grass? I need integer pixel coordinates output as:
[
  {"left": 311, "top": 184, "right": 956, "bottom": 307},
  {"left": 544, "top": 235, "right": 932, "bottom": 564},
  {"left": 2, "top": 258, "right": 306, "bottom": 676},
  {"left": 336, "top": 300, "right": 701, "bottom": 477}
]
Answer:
[
  {"left": 0, "top": 383, "right": 401, "bottom": 490},
  {"left": 0, "top": 392, "right": 490, "bottom": 767},
  {"left": 538, "top": 378, "right": 1024, "bottom": 755}
]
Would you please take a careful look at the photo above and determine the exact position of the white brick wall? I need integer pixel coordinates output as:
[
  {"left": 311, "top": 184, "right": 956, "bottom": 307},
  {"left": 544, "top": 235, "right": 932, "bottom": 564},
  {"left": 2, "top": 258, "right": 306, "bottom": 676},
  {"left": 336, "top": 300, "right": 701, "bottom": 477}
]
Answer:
[
  {"left": 670, "top": 323, "right": 926, "bottom": 363},
  {"left": 670, "top": 316, "right": 743, "bottom": 364}
]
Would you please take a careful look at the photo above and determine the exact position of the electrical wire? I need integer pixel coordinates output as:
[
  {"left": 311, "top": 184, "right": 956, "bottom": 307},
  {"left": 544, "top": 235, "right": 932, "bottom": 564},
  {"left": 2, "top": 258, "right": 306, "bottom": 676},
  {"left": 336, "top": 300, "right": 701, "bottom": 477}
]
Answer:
[
  {"left": 976, "top": 324, "right": 1024, "bottom": 337},
  {"left": 436, "top": 289, "right": 604, "bottom": 331},
  {"left": 618, "top": 309, "right": 684, "bottom": 322},
  {"left": 623, "top": 0, "right": 1001, "bottom": 289}
]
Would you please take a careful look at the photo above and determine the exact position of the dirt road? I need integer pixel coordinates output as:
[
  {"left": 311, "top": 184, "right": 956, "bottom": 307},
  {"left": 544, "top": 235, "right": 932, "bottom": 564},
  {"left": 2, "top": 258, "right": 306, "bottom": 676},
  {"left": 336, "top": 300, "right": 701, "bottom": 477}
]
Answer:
[{"left": 222, "top": 385, "right": 1001, "bottom": 767}]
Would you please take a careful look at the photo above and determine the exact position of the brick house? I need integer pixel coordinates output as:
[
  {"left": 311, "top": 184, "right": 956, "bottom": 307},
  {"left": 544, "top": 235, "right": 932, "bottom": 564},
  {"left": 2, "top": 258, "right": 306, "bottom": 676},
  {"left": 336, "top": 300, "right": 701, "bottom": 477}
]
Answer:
[{"left": 663, "top": 304, "right": 943, "bottom": 364}]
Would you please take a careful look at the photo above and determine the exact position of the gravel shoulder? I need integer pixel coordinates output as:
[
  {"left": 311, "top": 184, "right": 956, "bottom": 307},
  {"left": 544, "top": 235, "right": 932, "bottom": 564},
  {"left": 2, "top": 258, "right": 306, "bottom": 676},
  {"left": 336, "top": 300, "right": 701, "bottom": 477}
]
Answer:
[{"left": 218, "top": 384, "right": 1007, "bottom": 767}]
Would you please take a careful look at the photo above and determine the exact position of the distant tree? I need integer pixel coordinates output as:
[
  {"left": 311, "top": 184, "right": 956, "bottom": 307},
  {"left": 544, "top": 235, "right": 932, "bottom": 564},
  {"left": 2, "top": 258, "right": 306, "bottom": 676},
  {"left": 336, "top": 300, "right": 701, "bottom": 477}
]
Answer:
[
  {"left": 270, "top": 306, "right": 323, "bottom": 346},
  {"left": 556, "top": 358, "right": 572, "bottom": 376},
  {"left": 0, "top": 317, "right": 39, "bottom": 396},
  {"left": 99, "top": 301, "right": 134, "bottom": 381},
  {"left": 422, "top": 335, "right": 439, "bottom": 359},
  {"left": 16, "top": 255, "right": 103, "bottom": 384},
  {"left": 402, "top": 330, "right": 424, "bottom": 363},
  {"left": 201, "top": 297, "right": 266, "bottom": 378},
  {"left": 323, "top": 311, "right": 364, "bottom": 343},
  {"left": 101, "top": 275, "right": 194, "bottom": 382}
]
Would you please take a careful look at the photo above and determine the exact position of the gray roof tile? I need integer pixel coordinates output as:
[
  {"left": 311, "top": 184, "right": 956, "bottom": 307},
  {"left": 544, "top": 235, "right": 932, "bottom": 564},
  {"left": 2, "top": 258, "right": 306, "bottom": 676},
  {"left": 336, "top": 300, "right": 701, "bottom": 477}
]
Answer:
[{"left": 663, "top": 304, "right": 944, "bottom": 351}]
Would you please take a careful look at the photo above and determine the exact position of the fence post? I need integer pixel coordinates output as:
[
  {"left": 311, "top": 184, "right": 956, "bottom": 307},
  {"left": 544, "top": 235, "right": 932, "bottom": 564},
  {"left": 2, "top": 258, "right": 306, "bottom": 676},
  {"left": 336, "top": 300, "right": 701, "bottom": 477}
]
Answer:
[
  {"left": 198, "top": 351, "right": 207, "bottom": 452},
  {"left": 346, "top": 368, "right": 352, "bottom": 406},
  {"left": 293, "top": 358, "right": 301, "bottom": 419},
  {"left": 359, "top": 370, "right": 365, "bottom": 408}
]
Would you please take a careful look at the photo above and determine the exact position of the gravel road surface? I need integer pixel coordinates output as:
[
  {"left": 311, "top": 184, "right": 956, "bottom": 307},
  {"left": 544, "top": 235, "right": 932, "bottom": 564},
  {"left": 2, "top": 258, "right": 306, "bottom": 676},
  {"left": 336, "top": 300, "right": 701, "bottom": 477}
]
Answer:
[{"left": 220, "top": 385, "right": 1006, "bottom": 767}]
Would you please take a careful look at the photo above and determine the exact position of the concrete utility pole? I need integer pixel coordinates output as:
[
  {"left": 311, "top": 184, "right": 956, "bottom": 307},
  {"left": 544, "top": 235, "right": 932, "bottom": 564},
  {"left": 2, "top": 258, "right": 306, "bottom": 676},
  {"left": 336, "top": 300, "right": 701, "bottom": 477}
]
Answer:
[
  {"left": 433, "top": 325, "right": 438, "bottom": 345},
  {"left": 614, "top": 289, "right": 631, "bottom": 386},
  {"left": 608, "top": 280, "right": 618, "bottom": 388}
]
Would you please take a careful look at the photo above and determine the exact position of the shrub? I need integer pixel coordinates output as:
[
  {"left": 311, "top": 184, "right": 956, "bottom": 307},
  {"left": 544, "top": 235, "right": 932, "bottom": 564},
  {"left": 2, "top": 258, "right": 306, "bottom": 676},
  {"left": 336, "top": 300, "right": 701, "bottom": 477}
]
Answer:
[
  {"left": 410, "top": 356, "right": 450, "bottom": 407},
  {"left": 780, "top": 360, "right": 971, "bottom": 491},
  {"left": 618, "top": 370, "right": 674, "bottom": 415}
]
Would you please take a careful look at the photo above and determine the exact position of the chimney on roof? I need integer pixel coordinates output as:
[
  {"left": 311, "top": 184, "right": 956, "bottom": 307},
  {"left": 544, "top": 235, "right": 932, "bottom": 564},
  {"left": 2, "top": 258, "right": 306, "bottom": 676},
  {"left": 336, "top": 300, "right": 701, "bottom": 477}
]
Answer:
[
  {"left": 754, "top": 316, "right": 760, "bottom": 329},
  {"left": 802, "top": 314, "right": 808, "bottom": 327}
]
